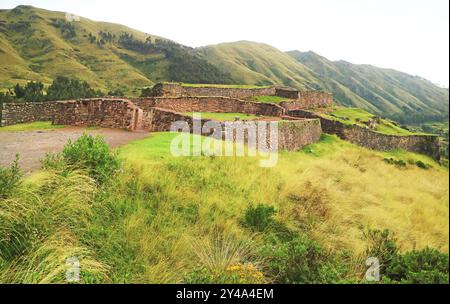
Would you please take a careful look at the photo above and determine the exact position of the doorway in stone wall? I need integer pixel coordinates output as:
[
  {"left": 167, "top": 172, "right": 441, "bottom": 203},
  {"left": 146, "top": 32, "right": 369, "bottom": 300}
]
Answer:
[{"left": 133, "top": 108, "right": 144, "bottom": 131}]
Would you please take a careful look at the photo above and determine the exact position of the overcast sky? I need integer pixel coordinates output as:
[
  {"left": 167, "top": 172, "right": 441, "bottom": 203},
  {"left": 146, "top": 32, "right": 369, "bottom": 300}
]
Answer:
[{"left": 2, "top": 0, "right": 449, "bottom": 87}]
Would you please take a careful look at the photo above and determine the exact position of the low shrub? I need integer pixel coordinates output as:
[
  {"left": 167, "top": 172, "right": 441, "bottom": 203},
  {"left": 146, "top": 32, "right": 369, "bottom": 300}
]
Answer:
[
  {"left": 415, "top": 160, "right": 432, "bottom": 170},
  {"left": 384, "top": 158, "right": 407, "bottom": 168},
  {"left": 243, "top": 204, "right": 277, "bottom": 231},
  {"left": 385, "top": 247, "right": 449, "bottom": 284},
  {"left": 0, "top": 155, "right": 22, "bottom": 199},
  {"left": 259, "top": 233, "right": 345, "bottom": 284},
  {"left": 44, "top": 134, "right": 120, "bottom": 184}
]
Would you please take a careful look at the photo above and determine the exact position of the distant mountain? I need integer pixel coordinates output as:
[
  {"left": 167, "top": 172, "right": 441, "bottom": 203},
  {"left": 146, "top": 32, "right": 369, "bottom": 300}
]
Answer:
[
  {"left": 198, "top": 41, "right": 322, "bottom": 90},
  {"left": 287, "top": 50, "right": 449, "bottom": 123},
  {"left": 0, "top": 5, "right": 232, "bottom": 95},
  {"left": 0, "top": 5, "right": 448, "bottom": 124},
  {"left": 199, "top": 42, "right": 448, "bottom": 123}
]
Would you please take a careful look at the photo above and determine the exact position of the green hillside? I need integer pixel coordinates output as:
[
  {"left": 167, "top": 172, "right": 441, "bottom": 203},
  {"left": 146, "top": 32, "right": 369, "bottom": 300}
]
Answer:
[
  {"left": 287, "top": 51, "right": 449, "bottom": 124},
  {"left": 199, "top": 42, "right": 448, "bottom": 124},
  {"left": 0, "top": 5, "right": 448, "bottom": 124},
  {"left": 198, "top": 41, "right": 322, "bottom": 90},
  {"left": 0, "top": 5, "right": 232, "bottom": 95}
]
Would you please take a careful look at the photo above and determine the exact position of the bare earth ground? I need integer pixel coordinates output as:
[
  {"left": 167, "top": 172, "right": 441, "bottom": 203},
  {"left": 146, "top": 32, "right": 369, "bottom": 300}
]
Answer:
[{"left": 0, "top": 127, "right": 150, "bottom": 173}]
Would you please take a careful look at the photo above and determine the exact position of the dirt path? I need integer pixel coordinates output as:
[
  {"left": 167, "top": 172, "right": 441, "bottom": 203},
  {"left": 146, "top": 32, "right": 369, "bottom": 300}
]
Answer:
[{"left": 0, "top": 127, "right": 150, "bottom": 173}]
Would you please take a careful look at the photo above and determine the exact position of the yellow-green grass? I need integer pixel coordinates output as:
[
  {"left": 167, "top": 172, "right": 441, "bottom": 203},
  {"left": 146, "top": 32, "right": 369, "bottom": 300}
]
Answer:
[
  {"left": 118, "top": 132, "right": 449, "bottom": 258},
  {"left": 0, "top": 121, "right": 64, "bottom": 132},
  {"left": 180, "top": 83, "right": 272, "bottom": 89},
  {"left": 182, "top": 112, "right": 262, "bottom": 121},
  {"left": 250, "top": 95, "right": 287, "bottom": 103},
  {"left": 8, "top": 132, "right": 447, "bottom": 283},
  {"left": 321, "top": 107, "right": 423, "bottom": 136}
]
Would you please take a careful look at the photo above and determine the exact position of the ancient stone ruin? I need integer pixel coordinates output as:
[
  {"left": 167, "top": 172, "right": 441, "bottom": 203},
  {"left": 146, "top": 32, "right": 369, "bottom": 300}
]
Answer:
[{"left": 0, "top": 82, "right": 441, "bottom": 159}]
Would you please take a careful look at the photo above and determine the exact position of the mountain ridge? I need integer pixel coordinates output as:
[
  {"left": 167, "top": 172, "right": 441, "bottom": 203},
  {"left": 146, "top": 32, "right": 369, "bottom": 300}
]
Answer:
[{"left": 0, "top": 5, "right": 448, "bottom": 124}]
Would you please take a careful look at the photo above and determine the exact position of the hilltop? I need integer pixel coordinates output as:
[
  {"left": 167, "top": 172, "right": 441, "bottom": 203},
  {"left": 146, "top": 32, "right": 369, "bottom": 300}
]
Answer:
[
  {"left": 0, "top": 5, "right": 232, "bottom": 95},
  {"left": 0, "top": 5, "right": 448, "bottom": 124}
]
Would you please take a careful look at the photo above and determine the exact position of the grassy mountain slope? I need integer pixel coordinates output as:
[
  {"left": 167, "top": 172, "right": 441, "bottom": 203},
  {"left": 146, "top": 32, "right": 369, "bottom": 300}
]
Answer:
[
  {"left": 0, "top": 5, "right": 232, "bottom": 95},
  {"left": 1, "top": 6, "right": 448, "bottom": 123},
  {"left": 200, "top": 41, "right": 448, "bottom": 124},
  {"left": 199, "top": 41, "right": 322, "bottom": 90},
  {"left": 288, "top": 51, "right": 449, "bottom": 123}
]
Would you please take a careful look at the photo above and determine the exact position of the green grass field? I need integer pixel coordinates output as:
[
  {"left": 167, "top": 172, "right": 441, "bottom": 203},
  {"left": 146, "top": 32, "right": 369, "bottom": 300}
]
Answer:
[
  {"left": 250, "top": 95, "right": 287, "bottom": 103},
  {"left": 321, "top": 107, "right": 421, "bottom": 136},
  {"left": 180, "top": 83, "right": 272, "bottom": 89},
  {"left": 1, "top": 131, "right": 448, "bottom": 283},
  {"left": 0, "top": 121, "right": 64, "bottom": 132},
  {"left": 182, "top": 112, "right": 263, "bottom": 121}
]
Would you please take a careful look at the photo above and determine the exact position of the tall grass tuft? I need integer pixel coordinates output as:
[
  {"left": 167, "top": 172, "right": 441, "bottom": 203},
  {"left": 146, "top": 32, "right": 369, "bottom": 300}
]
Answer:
[{"left": 0, "top": 169, "right": 108, "bottom": 283}]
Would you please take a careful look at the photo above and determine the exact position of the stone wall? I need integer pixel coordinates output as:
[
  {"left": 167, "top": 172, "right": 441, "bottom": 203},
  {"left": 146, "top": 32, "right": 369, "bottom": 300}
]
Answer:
[
  {"left": 135, "top": 96, "right": 285, "bottom": 117},
  {"left": 276, "top": 88, "right": 301, "bottom": 99},
  {"left": 0, "top": 102, "right": 58, "bottom": 126},
  {"left": 277, "top": 119, "right": 322, "bottom": 150},
  {"left": 52, "top": 98, "right": 144, "bottom": 131},
  {"left": 280, "top": 91, "right": 334, "bottom": 111},
  {"left": 143, "top": 83, "right": 276, "bottom": 99},
  {"left": 288, "top": 109, "right": 441, "bottom": 160},
  {"left": 147, "top": 107, "right": 322, "bottom": 151}
]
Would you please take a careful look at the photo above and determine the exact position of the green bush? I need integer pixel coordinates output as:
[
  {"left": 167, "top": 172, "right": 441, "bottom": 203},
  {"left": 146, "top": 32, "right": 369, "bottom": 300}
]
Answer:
[
  {"left": 384, "top": 158, "right": 407, "bottom": 168},
  {"left": 385, "top": 248, "right": 449, "bottom": 284},
  {"left": 260, "top": 233, "right": 344, "bottom": 283},
  {"left": 415, "top": 160, "right": 432, "bottom": 170},
  {"left": 243, "top": 204, "right": 277, "bottom": 231},
  {"left": 0, "top": 155, "right": 22, "bottom": 199},
  {"left": 43, "top": 134, "right": 120, "bottom": 184}
]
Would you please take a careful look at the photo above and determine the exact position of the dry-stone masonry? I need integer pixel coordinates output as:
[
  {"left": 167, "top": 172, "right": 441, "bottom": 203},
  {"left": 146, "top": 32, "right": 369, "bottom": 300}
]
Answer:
[
  {"left": 142, "top": 83, "right": 276, "bottom": 99},
  {"left": 288, "top": 109, "right": 441, "bottom": 160},
  {"left": 0, "top": 83, "right": 441, "bottom": 159},
  {"left": 145, "top": 106, "right": 321, "bottom": 151},
  {"left": 134, "top": 96, "right": 285, "bottom": 117},
  {"left": 279, "top": 91, "right": 333, "bottom": 110},
  {"left": 52, "top": 98, "right": 145, "bottom": 131},
  {"left": 0, "top": 102, "right": 58, "bottom": 126}
]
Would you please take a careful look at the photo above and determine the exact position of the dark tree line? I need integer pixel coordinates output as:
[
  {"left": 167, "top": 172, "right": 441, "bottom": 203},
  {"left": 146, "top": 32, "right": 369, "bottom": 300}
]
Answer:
[
  {"left": 0, "top": 77, "right": 106, "bottom": 103},
  {"left": 118, "top": 32, "right": 233, "bottom": 84}
]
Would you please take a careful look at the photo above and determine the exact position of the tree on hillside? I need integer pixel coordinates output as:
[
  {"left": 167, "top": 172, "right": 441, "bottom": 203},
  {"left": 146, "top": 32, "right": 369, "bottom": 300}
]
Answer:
[
  {"left": 0, "top": 91, "right": 14, "bottom": 104},
  {"left": 13, "top": 84, "right": 25, "bottom": 99},
  {"left": 46, "top": 76, "right": 99, "bottom": 100},
  {"left": 107, "top": 89, "right": 125, "bottom": 97},
  {"left": 13, "top": 81, "right": 45, "bottom": 102}
]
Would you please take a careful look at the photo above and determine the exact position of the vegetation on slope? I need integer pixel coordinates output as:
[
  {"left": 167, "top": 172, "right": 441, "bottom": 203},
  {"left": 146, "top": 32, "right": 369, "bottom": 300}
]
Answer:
[
  {"left": 0, "top": 5, "right": 448, "bottom": 123},
  {"left": 0, "top": 5, "right": 232, "bottom": 96},
  {"left": 0, "top": 133, "right": 448, "bottom": 283},
  {"left": 288, "top": 51, "right": 449, "bottom": 124},
  {"left": 320, "top": 107, "right": 421, "bottom": 136},
  {"left": 200, "top": 42, "right": 448, "bottom": 125},
  {"left": 199, "top": 41, "right": 322, "bottom": 90}
]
